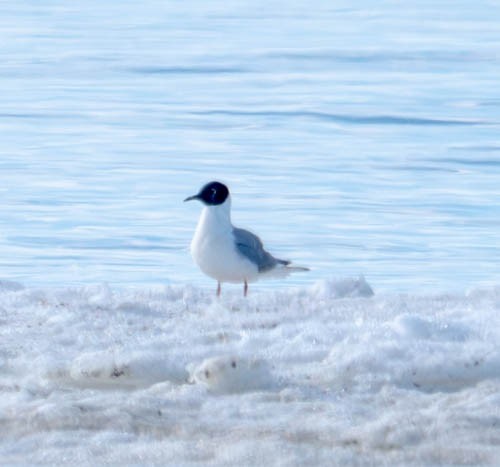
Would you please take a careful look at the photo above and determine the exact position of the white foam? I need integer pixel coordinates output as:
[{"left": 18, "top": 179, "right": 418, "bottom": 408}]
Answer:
[
  {"left": 67, "top": 350, "right": 188, "bottom": 387},
  {"left": 1, "top": 279, "right": 500, "bottom": 464},
  {"left": 311, "top": 276, "right": 374, "bottom": 299},
  {"left": 190, "top": 355, "right": 277, "bottom": 394}
]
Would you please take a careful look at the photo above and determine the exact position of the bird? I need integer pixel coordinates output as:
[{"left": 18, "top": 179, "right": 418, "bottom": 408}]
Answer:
[{"left": 185, "top": 181, "right": 309, "bottom": 297}]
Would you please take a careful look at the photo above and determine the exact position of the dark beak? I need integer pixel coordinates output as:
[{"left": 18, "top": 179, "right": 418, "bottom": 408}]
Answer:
[{"left": 184, "top": 194, "right": 200, "bottom": 202}]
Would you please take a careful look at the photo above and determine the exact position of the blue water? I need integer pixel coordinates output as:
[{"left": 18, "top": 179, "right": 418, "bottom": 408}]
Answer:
[{"left": 1, "top": 1, "right": 499, "bottom": 292}]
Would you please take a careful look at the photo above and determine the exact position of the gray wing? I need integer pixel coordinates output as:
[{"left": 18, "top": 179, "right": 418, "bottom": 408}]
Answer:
[{"left": 233, "top": 227, "right": 289, "bottom": 272}]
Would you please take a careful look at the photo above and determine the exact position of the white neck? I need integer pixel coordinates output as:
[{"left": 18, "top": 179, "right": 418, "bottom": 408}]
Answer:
[{"left": 197, "top": 196, "right": 232, "bottom": 234}]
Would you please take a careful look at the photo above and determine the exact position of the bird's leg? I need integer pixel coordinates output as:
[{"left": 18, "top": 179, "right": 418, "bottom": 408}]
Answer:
[
  {"left": 216, "top": 282, "right": 221, "bottom": 297},
  {"left": 243, "top": 280, "right": 248, "bottom": 297}
]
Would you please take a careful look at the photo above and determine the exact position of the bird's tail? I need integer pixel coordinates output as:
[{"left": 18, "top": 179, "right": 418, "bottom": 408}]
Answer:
[
  {"left": 277, "top": 259, "right": 309, "bottom": 272},
  {"left": 285, "top": 265, "right": 310, "bottom": 272},
  {"left": 261, "top": 261, "right": 310, "bottom": 279}
]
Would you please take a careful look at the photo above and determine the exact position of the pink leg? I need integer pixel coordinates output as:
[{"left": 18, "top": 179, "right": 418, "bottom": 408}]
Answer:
[
  {"left": 243, "top": 280, "right": 248, "bottom": 297},
  {"left": 217, "top": 282, "right": 221, "bottom": 297}
]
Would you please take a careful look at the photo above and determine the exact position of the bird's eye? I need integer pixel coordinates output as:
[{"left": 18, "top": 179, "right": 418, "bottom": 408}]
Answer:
[{"left": 211, "top": 188, "right": 217, "bottom": 200}]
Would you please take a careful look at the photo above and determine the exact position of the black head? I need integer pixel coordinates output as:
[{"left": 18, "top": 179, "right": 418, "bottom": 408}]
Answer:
[{"left": 184, "top": 181, "right": 230, "bottom": 206}]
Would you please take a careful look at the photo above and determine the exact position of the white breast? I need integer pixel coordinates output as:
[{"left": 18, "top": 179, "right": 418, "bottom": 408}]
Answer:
[{"left": 190, "top": 200, "right": 259, "bottom": 283}]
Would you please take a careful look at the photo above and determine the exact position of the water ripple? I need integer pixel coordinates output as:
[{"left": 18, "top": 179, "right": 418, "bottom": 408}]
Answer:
[
  {"left": 193, "top": 109, "right": 485, "bottom": 126},
  {"left": 128, "top": 66, "right": 247, "bottom": 75}
]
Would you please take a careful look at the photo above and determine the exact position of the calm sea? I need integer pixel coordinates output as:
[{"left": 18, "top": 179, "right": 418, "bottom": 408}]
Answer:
[{"left": 1, "top": 1, "right": 499, "bottom": 292}]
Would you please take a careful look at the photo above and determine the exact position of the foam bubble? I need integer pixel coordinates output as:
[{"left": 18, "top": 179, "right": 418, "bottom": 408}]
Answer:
[
  {"left": 190, "top": 355, "right": 277, "bottom": 394},
  {"left": 311, "top": 276, "right": 374, "bottom": 299},
  {"left": 69, "top": 351, "right": 188, "bottom": 387}
]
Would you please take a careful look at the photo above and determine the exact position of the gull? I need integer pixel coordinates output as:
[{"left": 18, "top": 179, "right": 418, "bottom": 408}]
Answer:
[{"left": 185, "top": 181, "right": 308, "bottom": 296}]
